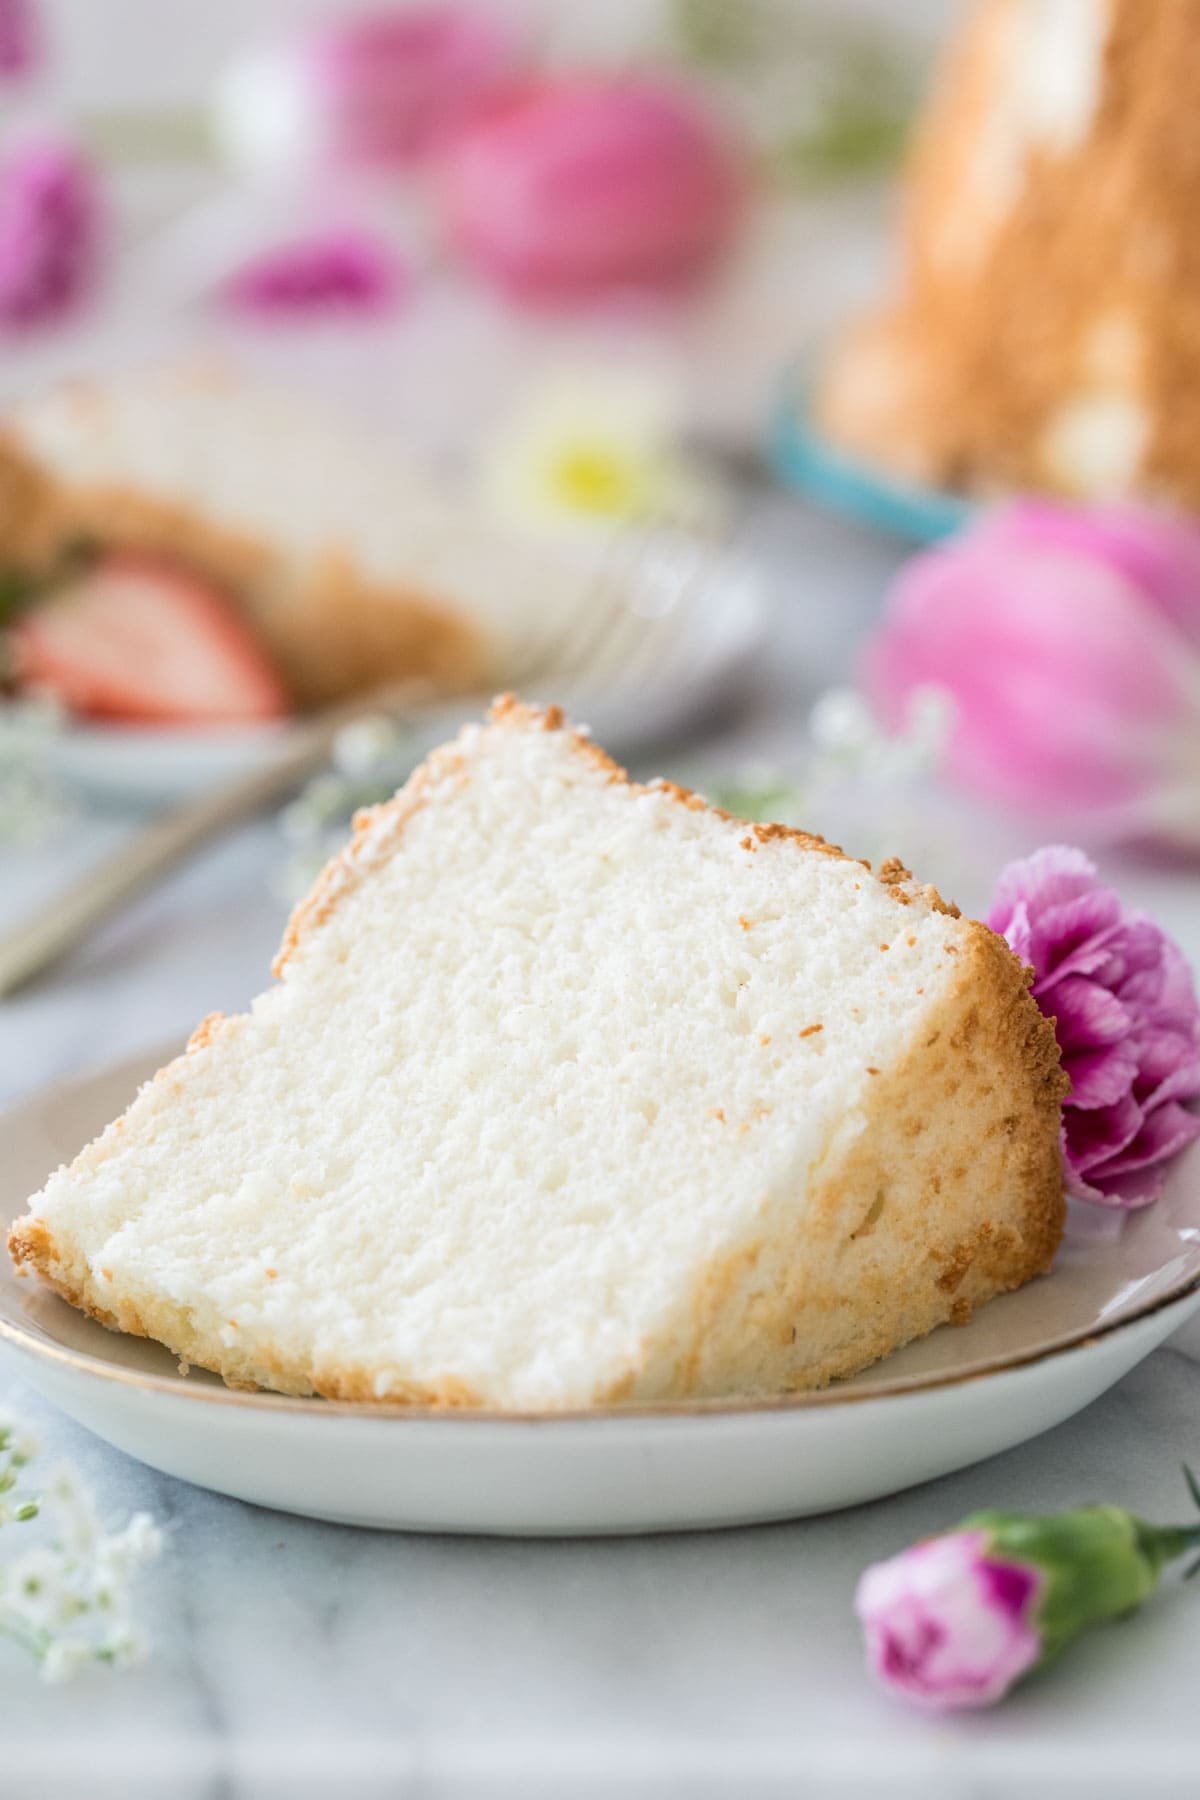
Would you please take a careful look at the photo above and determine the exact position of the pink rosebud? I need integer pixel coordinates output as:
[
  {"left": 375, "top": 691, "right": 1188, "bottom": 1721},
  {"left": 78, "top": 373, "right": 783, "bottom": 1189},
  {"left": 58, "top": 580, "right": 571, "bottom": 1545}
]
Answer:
[
  {"left": 865, "top": 502, "right": 1200, "bottom": 850},
  {"left": 219, "top": 229, "right": 408, "bottom": 319},
  {"left": 215, "top": 5, "right": 526, "bottom": 177},
  {"left": 0, "top": 134, "right": 101, "bottom": 330},
  {"left": 856, "top": 1530, "right": 1043, "bottom": 1711},
  {"left": 988, "top": 846, "right": 1200, "bottom": 1207},
  {"left": 439, "top": 77, "right": 744, "bottom": 302},
  {"left": 0, "top": 0, "right": 39, "bottom": 83}
]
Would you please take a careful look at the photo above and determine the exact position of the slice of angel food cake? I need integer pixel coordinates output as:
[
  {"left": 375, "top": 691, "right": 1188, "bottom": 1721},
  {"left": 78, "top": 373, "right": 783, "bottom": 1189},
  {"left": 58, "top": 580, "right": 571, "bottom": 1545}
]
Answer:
[{"left": 9, "top": 699, "right": 1066, "bottom": 1409}]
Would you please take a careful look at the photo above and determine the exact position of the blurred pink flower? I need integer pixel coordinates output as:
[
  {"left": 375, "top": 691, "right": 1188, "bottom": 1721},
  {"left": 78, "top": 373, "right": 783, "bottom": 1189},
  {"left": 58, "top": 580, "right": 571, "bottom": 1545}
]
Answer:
[
  {"left": 857, "top": 1488, "right": 1200, "bottom": 1711},
  {"left": 988, "top": 846, "right": 1200, "bottom": 1207},
  {"left": 215, "top": 5, "right": 525, "bottom": 177},
  {"left": 856, "top": 1530, "right": 1042, "bottom": 1711},
  {"left": 865, "top": 502, "right": 1200, "bottom": 850},
  {"left": 439, "top": 76, "right": 744, "bottom": 302},
  {"left": 219, "top": 229, "right": 408, "bottom": 318},
  {"left": 0, "top": 134, "right": 101, "bottom": 329},
  {"left": 0, "top": 0, "right": 38, "bottom": 82}
]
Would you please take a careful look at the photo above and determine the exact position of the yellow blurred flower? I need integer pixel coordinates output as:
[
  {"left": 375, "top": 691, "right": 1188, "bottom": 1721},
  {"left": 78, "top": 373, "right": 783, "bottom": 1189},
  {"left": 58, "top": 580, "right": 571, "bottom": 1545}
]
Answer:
[{"left": 482, "top": 372, "right": 711, "bottom": 536}]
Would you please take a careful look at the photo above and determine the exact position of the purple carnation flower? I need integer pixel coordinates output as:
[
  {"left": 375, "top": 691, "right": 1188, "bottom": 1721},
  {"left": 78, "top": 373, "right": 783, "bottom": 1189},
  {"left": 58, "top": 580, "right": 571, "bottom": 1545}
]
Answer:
[
  {"left": 988, "top": 846, "right": 1200, "bottom": 1207},
  {"left": 0, "top": 135, "right": 102, "bottom": 330}
]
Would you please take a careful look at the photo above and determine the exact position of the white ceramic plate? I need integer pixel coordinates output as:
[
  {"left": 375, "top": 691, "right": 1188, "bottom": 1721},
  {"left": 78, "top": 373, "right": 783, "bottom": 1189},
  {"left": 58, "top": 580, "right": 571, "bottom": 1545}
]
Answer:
[{"left": 3, "top": 1047, "right": 1199, "bottom": 1536}]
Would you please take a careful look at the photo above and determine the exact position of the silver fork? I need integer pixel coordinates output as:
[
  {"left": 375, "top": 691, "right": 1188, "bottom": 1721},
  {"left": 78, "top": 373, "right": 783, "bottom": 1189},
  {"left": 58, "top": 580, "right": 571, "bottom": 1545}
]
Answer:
[{"left": 0, "top": 517, "right": 731, "bottom": 997}]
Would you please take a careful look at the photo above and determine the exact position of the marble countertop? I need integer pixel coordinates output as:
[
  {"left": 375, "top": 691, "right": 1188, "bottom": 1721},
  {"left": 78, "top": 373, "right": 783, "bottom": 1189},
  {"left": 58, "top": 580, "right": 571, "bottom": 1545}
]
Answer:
[{"left": 3, "top": 497, "right": 1199, "bottom": 1798}]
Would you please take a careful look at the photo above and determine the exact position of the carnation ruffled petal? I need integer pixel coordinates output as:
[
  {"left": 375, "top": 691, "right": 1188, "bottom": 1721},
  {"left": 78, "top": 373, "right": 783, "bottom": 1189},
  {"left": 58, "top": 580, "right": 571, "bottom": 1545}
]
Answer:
[
  {"left": 1029, "top": 893, "right": 1123, "bottom": 987},
  {"left": 1064, "top": 1095, "right": 1145, "bottom": 1174},
  {"left": 991, "top": 847, "right": 1200, "bottom": 1207},
  {"left": 987, "top": 845, "right": 1097, "bottom": 936},
  {"left": 1062, "top": 1041, "right": 1142, "bottom": 1110},
  {"left": 1087, "top": 1101, "right": 1200, "bottom": 1182},
  {"left": 1051, "top": 975, "right": 1131, "bottom": 1050},
  {"left": 1133, "top": 1031, "right": 1200, "bottom": 1104}
]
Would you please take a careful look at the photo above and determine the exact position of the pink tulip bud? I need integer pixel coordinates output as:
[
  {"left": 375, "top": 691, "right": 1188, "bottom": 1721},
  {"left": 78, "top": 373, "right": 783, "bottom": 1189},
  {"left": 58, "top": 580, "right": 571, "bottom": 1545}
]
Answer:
[
  {"left": 0, "top": 134, "right": 101, "bottom": 330},
  {"left": 215, "top": 5, "right": 526, "bottom": 177},
  {"left": 439, "top": 76, "right": 744, "bottom": 302},
  {"left": 865, "top": 502, "right": 1200, "bottom": 851}
]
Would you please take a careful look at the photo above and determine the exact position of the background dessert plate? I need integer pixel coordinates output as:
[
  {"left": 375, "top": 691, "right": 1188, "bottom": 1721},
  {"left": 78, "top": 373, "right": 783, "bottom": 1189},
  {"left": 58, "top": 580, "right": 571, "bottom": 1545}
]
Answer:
[
  {"left": 31, "top": 533, "right": 768, "bottom": 803},
  {"left": 2, "top": 1046, "right": 1198, "bottom": 1537},
  {"left": 768, "top": 369, "right": 977, "bottom": 545}
]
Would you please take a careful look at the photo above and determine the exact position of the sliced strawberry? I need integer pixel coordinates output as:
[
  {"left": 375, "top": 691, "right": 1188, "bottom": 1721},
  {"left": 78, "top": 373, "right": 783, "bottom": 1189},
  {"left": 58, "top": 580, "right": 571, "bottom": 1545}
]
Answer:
[{"left": 11, "top": 554, "right": 288, "bottom": 725}]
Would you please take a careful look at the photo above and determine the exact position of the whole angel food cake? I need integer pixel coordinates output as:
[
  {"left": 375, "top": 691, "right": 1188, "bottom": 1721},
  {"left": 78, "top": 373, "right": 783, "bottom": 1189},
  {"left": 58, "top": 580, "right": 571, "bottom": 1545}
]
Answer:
[
  {"left": 0, "top": 367, "right": 599, "bottom": 723},
  {"left": 819, "top": 0, "right": 1200, "bottom": 507},
  {"left": 9, "top": 699, "right": 1066, "bottom": 1409}
]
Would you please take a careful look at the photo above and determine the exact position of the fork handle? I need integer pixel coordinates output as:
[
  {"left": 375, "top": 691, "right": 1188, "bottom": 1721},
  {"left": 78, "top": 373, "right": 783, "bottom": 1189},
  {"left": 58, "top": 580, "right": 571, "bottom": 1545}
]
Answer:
[{"left": 0, "top": 696, "right": 393, "bottom": 999}]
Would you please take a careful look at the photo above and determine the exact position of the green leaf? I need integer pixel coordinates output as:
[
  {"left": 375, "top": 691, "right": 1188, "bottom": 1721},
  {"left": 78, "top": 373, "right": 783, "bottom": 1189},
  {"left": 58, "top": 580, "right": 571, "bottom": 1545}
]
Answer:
[
  {"left": 1183, "top": 1463, "right": 1200, "bottom": 1514},
  {"left": 0, "top": 569, "right": 36, "bottom": 629},
  {"left": 709, "top": 776, "right": 806, "bottom": 825}
]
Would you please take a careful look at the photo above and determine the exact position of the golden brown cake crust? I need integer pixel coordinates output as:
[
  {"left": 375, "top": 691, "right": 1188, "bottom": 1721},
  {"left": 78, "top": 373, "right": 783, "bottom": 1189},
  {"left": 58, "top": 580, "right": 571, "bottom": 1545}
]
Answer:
[
  {"left": 819, "top": 0, "right": 1200, "bottom": 508},
  {"left": 635, "top": 918, "right": 1066, "bottom": 1399}
]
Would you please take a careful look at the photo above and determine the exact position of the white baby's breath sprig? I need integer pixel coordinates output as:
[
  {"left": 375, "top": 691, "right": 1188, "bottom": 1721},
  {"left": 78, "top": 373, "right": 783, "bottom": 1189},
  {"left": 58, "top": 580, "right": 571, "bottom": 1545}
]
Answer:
[
  {"left": 708, "top": 684, "right": 960, "bottom": 882},
  {"left": 0, "top": 1411, "right": 162, "bottom": 1682},
  {"left": 0, "top": 695, "right": 75, "bottom": 846},
  {"left": 276, "top": 713, "right": 416, "bottom": 900}
]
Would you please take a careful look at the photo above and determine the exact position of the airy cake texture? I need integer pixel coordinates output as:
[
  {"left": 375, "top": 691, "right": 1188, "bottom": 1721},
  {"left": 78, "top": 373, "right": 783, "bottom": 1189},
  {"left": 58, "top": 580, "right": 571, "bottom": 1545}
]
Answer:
[
  {"left": 0, "top": 368, "right": 601, "bottom": 708},
  {"left": 818, "top": 0, "right": 1200, "bottom": 508},
  {"left": 8, "top": 699, "right": 1066, "bottom": 1408}
]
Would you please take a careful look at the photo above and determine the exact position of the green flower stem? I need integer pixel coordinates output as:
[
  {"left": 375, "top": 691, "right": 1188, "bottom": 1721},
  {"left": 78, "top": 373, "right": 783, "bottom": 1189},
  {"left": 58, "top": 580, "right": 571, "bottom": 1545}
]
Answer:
[
  {"left": 964, "top": 1479, "right": 1200, "bottom": 1664},
  {"left": 0, "top": 1605, "right": 51, "bottom": 1665}
]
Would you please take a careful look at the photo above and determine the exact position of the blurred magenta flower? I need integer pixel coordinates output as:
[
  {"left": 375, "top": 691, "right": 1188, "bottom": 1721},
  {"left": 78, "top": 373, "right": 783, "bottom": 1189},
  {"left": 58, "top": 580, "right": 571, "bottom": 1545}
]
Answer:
[
  {"left": 858, "top": 1481, "right": 1200, "bottom": 1711},
  {"left": 219, "top": 229, "right": 408, "bottom": 319},
  {"left": 440, "top": 76, "right": 744, "bottom": 302},
  {"left": 0, "top": 0, "right": 39, "bottom": 82},
  {"left": 988, "top": 846, "right": 1200, "bottom": 1207},
  {"left": 856, "top": 1529, "right": 1042, "bottom": 1710},
  {"left": 215, "top": 5, "right": 525, "bottom": 177},
  {"left": 865, "top": 502, "right": 1200, "bottom": 851},
  {"left": 0, "top": 135, "right": 101, "bottom": 329}
]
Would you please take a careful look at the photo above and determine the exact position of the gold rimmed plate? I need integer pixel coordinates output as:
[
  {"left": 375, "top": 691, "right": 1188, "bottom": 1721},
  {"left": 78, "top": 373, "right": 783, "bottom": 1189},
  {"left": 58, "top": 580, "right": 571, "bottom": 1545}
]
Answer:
[{"left": 2, "top": 1047, "right": 1199, "bottom": 1534}]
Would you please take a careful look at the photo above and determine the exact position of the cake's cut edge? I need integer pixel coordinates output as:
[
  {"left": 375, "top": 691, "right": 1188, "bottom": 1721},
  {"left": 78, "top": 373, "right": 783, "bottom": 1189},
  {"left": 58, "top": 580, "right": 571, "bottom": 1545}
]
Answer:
[{"left": 6, "top": 1214, "right": 491, "bottom": 1404}]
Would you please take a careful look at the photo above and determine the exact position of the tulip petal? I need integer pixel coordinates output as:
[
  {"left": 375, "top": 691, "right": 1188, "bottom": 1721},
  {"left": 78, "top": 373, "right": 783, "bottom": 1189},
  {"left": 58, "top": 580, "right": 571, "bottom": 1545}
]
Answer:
[
  {"left": 975, "top": 502, "right": 1200, "bottom": 651},
  {"left": 868, "top": 513, "right": 1200, "bottom": 834}
]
